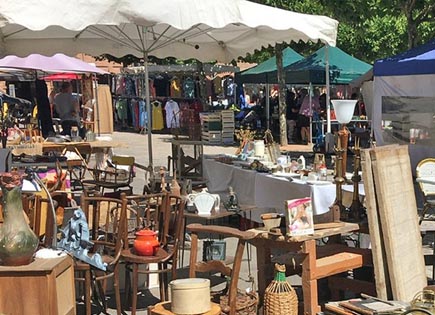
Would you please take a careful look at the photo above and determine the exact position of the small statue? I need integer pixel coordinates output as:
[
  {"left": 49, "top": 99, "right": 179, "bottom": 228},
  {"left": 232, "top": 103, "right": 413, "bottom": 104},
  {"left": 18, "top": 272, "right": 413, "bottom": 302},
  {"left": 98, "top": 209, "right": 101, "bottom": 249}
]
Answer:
[{"left": 225, "top": 186, "right": 239, "bottom": 212}]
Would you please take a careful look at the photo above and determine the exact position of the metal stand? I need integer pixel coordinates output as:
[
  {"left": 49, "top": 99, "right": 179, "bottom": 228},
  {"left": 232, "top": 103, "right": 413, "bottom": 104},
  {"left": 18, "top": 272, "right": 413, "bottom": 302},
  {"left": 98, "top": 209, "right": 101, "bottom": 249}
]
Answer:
[{"left": 25, "top": 168, "right": 58, "bottom": 248}]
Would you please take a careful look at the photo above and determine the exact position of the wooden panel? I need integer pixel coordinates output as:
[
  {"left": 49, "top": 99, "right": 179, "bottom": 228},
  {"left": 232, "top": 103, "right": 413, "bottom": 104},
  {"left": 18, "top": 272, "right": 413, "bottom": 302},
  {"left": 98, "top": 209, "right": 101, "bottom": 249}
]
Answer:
[
  {"left": 361, "top": 148, "right": 390, "bottom": 299},
  {"left": 56, "top": 263, "right": 76, "bottom": 315},
  {"left": 315, "top": 252, "right": 363, "bottom": 279},
  {"left": 370, "top": 145, "right": 426, "bottom": 301}
]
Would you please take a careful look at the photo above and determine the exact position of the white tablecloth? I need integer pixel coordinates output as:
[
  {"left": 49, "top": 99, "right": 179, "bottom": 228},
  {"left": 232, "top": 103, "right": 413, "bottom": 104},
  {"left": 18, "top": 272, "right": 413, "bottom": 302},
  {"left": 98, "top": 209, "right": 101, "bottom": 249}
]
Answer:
[{"left": 204, "top": 159, "right": 357, "bottom": 222}]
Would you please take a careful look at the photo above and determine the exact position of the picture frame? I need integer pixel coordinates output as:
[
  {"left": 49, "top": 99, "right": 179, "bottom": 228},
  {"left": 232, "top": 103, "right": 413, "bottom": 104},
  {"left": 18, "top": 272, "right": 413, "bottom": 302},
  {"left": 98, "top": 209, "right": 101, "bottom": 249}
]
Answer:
[
  {"left": 202, "top": 240, "right": 226, "bottom": 261},
  {"left": 285, "top": 197, "right": 314, "bottom": 236}
]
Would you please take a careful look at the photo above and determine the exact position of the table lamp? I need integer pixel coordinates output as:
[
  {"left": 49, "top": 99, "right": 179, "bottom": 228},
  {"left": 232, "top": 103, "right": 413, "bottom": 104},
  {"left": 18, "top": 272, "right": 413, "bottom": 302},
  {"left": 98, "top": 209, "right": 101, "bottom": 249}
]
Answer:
[{"left": 330, "top": 99, "right": 357, "bottom": 222}]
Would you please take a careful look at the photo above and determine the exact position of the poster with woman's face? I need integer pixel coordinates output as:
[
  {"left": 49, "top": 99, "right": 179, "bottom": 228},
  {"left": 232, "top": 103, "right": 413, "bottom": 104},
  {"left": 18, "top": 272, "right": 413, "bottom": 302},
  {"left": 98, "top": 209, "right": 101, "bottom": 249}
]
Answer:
[{"left": 286, "top": 197, "right": 314, "bottom": 236}]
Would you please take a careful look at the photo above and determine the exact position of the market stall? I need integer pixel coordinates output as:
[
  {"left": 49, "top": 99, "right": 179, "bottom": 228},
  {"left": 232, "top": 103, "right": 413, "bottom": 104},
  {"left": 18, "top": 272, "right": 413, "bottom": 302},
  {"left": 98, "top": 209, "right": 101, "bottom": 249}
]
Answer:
[
  {"left": 0, "top": 53, "right": 108, "bottom": 136},
  {"left": 372, "top": 38, "right": 435, "bottom": 172}
]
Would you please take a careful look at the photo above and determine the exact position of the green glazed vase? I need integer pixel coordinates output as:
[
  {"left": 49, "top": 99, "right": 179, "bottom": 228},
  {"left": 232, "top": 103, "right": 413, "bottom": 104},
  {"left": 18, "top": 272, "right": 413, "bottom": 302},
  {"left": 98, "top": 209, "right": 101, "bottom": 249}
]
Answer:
[{"left": 0, "top": 186, "right": 39, "bottom": 266}]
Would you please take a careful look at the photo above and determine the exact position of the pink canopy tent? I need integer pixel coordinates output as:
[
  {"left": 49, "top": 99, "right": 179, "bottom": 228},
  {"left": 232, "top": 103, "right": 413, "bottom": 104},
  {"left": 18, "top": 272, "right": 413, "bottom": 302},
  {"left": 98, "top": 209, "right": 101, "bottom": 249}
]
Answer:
[
  {"left": 0, "top": 53, "right": 108, "bottom": 134},
  {"left": 0, "top": 53, "right": 107, "bottom": 74}
]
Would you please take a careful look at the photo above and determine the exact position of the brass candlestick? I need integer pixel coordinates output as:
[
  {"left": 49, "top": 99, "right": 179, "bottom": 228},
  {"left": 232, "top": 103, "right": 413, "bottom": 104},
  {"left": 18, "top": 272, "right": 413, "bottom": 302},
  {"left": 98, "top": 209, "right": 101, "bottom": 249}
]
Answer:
[
  {"left": 348, "top": 137, "right": 366, "bottom": 222},
  {"left": 330, "top": 136, "right": 346, "bottom": 222}
]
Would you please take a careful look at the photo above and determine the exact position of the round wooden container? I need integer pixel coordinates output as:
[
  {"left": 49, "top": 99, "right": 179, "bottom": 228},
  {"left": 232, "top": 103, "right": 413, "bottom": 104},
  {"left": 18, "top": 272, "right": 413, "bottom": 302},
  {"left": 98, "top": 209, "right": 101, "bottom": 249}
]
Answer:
[{"left": 170, "top": 278, "right": 211, "bottom": 314}]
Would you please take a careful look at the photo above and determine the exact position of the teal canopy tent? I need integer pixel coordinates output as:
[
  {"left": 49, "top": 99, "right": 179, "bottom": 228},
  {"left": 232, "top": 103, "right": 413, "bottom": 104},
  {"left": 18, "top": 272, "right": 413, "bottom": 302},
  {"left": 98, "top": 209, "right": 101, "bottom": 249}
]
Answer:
[
  {"left": 236, "top": 47, "right": 303, "bottom": 84},
  {"left": 266, "top": 46, "right": 372, "bottom": 85}
]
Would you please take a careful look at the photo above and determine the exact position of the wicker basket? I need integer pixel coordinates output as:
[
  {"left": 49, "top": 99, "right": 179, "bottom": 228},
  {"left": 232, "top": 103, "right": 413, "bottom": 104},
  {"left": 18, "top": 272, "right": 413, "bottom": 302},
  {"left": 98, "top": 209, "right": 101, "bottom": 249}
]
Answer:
[{"left": 264, "top": 264, "right": 298, "bottom": 315}]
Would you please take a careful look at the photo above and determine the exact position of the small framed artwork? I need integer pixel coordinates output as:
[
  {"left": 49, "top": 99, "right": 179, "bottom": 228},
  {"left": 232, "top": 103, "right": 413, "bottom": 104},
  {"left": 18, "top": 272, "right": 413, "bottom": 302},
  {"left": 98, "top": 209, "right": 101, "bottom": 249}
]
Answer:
[
  {"left": 285, "top": 197, "right": 314, "bottom": 236},
  {"left": 202, "top": 240, "right": 226, "bottom": 261}
]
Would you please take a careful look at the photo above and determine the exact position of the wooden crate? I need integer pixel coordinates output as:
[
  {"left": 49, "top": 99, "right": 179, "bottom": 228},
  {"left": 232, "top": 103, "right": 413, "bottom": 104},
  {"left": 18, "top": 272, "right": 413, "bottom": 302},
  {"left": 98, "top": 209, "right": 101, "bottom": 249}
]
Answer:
[
  {"left": 202, "top": 131, "right": 222, "bottom": 144},
  {"left": 0, "top": 255, "right": 76, "bottom": 315}
]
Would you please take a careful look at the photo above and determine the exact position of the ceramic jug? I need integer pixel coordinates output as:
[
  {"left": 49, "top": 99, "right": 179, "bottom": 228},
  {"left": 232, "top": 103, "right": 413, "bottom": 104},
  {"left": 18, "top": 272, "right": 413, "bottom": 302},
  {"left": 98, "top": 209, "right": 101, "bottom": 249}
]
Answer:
[
  {"left": 188, "top": 191, "right": 220, "bottom": 215},
  {"left": 133, "top": 229, "right": 159, "bottom": 256}
]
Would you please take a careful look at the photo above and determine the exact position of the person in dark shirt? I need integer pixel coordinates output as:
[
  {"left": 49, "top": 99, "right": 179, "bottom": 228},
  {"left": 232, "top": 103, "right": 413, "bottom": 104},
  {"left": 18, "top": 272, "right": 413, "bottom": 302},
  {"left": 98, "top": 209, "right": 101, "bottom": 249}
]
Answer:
[{"left": 286, "top": 90, "right": 298, "bottom": 143}]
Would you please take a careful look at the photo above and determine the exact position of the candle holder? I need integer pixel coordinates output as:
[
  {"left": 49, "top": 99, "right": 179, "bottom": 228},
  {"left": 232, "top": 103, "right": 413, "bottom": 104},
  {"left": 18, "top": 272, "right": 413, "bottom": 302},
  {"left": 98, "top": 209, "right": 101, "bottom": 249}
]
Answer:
[
  {"left": 348, "top": 137, "right": 366, "bottom": 222},
  {"left": 330, "top": 138, "right": 347, "bottom": 222},
  {"left": 330, "top": 100, "right": 358, "bottom": 222}
]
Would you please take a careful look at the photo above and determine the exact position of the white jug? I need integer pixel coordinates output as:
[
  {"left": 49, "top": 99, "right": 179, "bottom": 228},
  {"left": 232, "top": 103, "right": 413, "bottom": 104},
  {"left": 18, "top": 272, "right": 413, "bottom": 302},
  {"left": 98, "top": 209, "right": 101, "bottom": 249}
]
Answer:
[{"left": 187, "top": 192, "right": 220, "bottom": 215}]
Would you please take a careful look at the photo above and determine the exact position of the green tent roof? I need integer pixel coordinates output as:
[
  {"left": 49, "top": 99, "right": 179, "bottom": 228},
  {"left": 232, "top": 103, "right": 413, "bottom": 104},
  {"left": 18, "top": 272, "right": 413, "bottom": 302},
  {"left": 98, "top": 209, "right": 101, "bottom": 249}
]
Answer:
[
  {"left": 236, "top": 47, "right": 303, "bottom": 84},
  {"left": 267, "top": 46, "right": 372, "bottom": 85}
]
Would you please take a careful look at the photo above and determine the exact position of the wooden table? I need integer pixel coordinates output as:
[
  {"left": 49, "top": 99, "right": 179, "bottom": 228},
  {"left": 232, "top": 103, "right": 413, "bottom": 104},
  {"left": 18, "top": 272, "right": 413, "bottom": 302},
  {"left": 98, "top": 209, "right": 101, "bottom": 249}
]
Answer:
[
  {"left": 249, "top": 222, "right": 368, "bottom": 315},
  {"left": 0, "top": 255, "right": 76, "bottom": 315},
  {"left": 42, "top": 139, "right": 125, "bottom": 153}
]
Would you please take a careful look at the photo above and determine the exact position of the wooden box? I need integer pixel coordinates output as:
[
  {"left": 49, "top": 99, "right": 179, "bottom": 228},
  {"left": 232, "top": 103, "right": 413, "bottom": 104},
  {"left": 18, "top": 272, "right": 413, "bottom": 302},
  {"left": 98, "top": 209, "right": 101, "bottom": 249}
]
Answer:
[{"left": 0, "top": 255, "right": 76, "bottom": 315}]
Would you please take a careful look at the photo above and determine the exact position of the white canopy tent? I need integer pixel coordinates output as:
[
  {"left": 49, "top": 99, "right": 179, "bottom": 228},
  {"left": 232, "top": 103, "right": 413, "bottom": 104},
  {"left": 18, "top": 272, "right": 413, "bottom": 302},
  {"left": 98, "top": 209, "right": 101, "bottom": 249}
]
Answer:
[{"left": 0, "top": 0, "right": 338, "bottom": 166}]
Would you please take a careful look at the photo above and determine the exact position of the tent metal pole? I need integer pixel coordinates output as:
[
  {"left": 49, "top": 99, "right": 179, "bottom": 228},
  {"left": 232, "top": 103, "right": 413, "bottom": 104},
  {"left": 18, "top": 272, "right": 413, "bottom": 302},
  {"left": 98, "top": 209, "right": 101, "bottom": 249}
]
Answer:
[
  {"left": 266, "top": 83, "right": 270, "bottom": 129},
  {"left": 325, "top": 44, "right": 331, "bottom": 133},
  {"left": 93, "top": 74, "right": 101, "bottom": 136},
  {"left": 143, "top": 30, "right": 153, "bottom": 168},
  {"left": 309, "top": 82, "right": 313, "bottom": 144}
]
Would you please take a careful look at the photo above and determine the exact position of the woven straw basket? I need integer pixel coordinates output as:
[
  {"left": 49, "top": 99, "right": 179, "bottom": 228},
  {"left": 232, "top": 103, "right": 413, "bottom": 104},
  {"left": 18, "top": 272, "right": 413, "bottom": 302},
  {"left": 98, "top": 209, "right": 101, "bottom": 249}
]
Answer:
[{"left": 264, "top": 264, "right": 298, "bottom": 315}]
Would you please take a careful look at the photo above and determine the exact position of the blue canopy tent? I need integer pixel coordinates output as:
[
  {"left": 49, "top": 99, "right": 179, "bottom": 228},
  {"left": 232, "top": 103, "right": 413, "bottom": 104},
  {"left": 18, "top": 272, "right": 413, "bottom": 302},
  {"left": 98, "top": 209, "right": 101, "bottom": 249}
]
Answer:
[
  {"left": 373, "top": 38, "right": 435, "bottom": 172},
  {"left": 374, "top": 38, "right": 435, "bottom": 77}
]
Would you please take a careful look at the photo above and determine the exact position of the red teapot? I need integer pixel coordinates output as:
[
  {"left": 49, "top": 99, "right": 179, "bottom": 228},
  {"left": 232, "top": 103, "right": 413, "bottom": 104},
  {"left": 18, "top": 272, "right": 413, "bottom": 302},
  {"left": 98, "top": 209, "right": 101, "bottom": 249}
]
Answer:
[{"left": 133, "top": 229, "right": 159, "bottom": 256}]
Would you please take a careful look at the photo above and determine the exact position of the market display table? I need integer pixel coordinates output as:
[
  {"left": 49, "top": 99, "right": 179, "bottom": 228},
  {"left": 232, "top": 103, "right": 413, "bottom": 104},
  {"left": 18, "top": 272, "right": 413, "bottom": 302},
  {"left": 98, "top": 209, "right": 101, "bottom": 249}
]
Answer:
[
  {"left": 0, "top": 255, "right": 76, "bottom": 315},
  {"left": 204, "top": 158, "right": 363, "bottom": 222},
  {"left": 41, "top": 139, "right": 125, "bottom": 153},
  {"left": 249, "top": 222, "right": 369, "bottom": 315}
]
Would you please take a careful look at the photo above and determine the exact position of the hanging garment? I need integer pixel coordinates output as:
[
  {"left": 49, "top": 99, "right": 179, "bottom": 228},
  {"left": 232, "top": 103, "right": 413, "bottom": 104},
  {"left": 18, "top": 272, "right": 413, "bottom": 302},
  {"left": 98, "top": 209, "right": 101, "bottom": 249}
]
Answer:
[
  {"left": 115, "top": 76, "right": 125, "bottom": 95},
  {"left": 152, "top": 101, "right": 164, "bottom": 130},
  {"left": 139, "top": 100, "right": 147, "bottom": 129},
  {"left": 149, "top": 79, "right": 156, "bottom": 98},
  {"left": 213, "top": 76, "right": 223, "bottom": 95},
  {"left": 224, "top": 77, "right": 235, "bottom": 97},
  {"left": 182, "top": 77, "right": 195, "bottom": 98},
  {"left": 129, "top": 99, "right": 137, "bottom": 128},
  {"left": 115, "top": 98, "right": 128, "bottom": 122},
  {"left": 164, "top": 99, "right": 180, "bottom": 128},
  {"left": 170, "top": 77, "right": 182, "bottom": 98},
  {"left": 125, "top": 77, "right": 136, "bottom": 96},
  {"left": 154, "top": 75, "right": 170, "bottom": 97}
]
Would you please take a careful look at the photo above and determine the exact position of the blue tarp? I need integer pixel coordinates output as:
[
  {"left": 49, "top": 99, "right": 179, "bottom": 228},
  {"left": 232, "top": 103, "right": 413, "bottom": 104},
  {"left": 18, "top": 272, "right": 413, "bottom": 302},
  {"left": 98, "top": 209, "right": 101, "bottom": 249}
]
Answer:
[{"left": 374, "top": 38, "right": 435, "bottom": 76}]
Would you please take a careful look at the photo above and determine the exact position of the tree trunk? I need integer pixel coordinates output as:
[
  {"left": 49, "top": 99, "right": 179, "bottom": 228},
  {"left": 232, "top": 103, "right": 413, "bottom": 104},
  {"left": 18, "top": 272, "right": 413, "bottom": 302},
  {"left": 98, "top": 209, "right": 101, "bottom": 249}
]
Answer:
[
  {"left": 276, "top": 43, "right": 288, "bottom": 146},
  {"left": 406, "top": 15, "right": 418, "bottom": 49}
]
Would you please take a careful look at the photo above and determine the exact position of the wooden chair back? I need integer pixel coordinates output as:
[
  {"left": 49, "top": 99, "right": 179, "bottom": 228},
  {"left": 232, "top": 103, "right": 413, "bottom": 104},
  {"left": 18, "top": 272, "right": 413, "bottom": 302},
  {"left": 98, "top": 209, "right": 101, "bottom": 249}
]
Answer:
[
  {"left": 187, "top": 224, "right": 255, "bottom": 315},
  {"left": 124, "top": 192, "right": 167, "bottom": 247},
  {"left": 417, "top": 158, "right": 435, "bottom": 198},
  {"left": 80, "top": 193, "right": 128, "bottom": 252}
]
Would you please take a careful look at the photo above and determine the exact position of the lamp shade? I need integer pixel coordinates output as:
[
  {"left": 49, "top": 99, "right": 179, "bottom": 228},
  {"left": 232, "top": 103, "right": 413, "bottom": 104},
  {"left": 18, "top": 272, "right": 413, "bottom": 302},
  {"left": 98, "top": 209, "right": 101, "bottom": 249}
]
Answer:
[{"left": 331, "top": 99, "right": 357, "bottom": 124}]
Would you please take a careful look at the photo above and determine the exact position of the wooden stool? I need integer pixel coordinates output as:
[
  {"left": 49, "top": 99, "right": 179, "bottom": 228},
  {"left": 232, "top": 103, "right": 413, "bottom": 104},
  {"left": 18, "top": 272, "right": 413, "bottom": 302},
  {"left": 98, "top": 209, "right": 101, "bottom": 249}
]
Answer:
[{"left": 149, "top": 301, "right": 221, "bottom": 315}]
